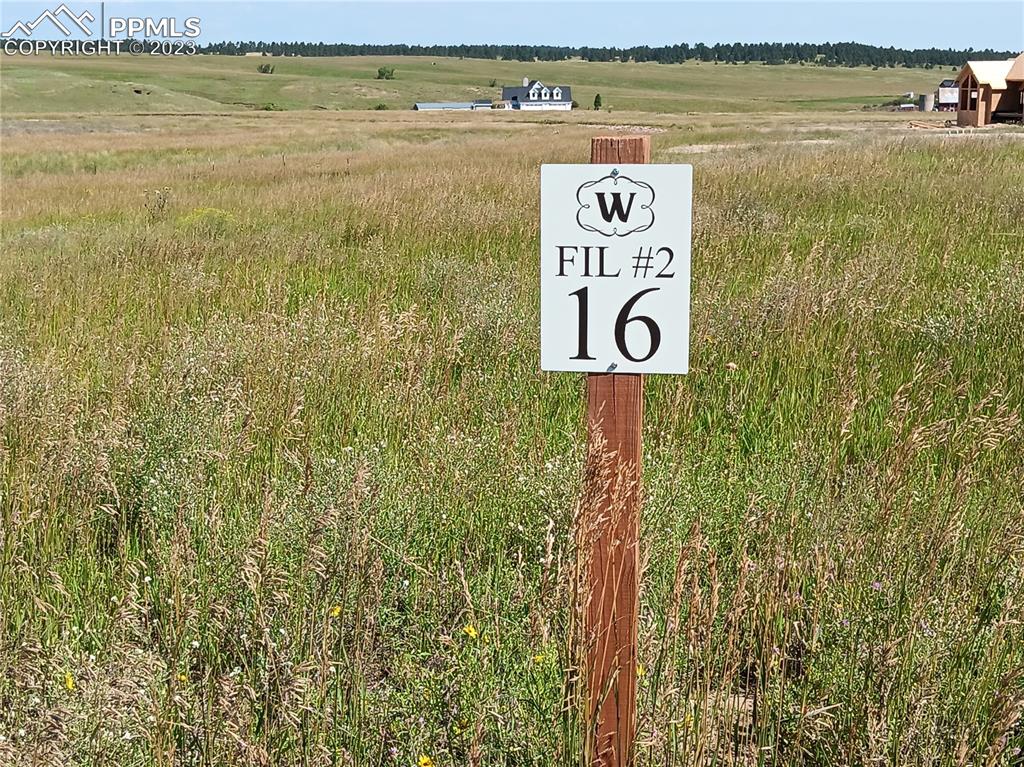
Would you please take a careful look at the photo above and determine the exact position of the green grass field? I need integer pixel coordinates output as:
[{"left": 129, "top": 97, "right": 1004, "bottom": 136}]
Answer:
[
  {"left": 1, "top": 53, "right": 955, "bottom": 113},
  {"left": 1, "top": 55, "right": 1023, "bottom": 766}
]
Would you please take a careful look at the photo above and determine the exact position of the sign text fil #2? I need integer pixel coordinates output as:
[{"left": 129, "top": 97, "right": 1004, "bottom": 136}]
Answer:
[{"left": 540, "top": 164, "right": 693, "bottom": 375}]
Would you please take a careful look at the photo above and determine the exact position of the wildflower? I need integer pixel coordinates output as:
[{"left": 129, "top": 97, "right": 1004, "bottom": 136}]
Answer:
[
  {"left": 176, "top": 672, "right": 187, "bottom": 683},
  {"left": 532, "top": 653, "right": 545, "bottom": 663},
  {"left": 871, "top": 581, "right": 883, "bottom": 591},
  {"left": 330, "top": 605, "right": 342, "bottom": 618},
  {"left": 64, "top": 671, "right": 75, "bottom": 691},
  {"left": 637, "top": 663, "right": 646, "bottom": 678},
  {"left": 725, "top": 362, "right": 738, "bottom": 371},
  {"left": 418, "top": 756, "right": 435, "bottom": 767},
  {"left": 462, "top": 624, "right": 478, "bottom": 640}
]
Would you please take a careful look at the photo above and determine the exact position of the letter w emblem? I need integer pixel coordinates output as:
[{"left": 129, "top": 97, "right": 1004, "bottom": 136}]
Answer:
[{"left": 595, "top": 192, "right": 635, "bottom": 223}]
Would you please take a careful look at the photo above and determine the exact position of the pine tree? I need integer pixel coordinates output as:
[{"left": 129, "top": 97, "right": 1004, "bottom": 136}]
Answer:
[{"left": 195, "top": 40, "right": 1009, "bottom": 68}]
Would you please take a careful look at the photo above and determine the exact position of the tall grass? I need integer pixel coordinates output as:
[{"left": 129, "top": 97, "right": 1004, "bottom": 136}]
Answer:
[{"left": 1, "top": 114, "right": 1022, "bottom": 765}]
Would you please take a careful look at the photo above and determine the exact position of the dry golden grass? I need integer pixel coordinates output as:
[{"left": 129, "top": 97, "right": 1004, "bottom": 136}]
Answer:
[{"left": 1, "top": 108, "right": 1023, "bottom": 765}]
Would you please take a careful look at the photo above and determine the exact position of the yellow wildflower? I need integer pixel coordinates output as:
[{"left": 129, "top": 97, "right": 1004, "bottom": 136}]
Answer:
[
  {"left": 637, "top": 663, "right": 646, "bottom": 678},
  {"left": 532, "top": 653, "right": 545, "bottom": 663},
  {"left": 64, "top": 671, "right": 75, "bottom": 691},
  {"left": 418, "top": 756, "right": 435, "bottom": 767},
  {"left": 176, "top": 672, "right": 187, "bottom": 683},
  {"left": 462, "top": 624, "right": 478, "bottom": 640},
  {"left": 330, "top": 605, "right": 342, "bottom": 618}
]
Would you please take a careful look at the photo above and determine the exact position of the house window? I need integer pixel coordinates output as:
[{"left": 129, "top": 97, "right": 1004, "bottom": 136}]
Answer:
[
  {"left": 960, "top": 74, "right": 978, "bottom": 111},
  {"left": 529, "top": 89, "right": 539, "bottom": 100},
  {"left": 552, "top": 88, "right": 561, "bottom": 100},
  {"left": 542, "top": 88, "right": 549, "bottom": 99}
]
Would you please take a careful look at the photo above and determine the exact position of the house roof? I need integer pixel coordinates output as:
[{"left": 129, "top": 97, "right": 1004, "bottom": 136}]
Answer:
[
  {"left": 1007, "top": 52, "right": 1024, "bottom": 81},
  {"left": 938, "top": 79, "right": 957, "bottom": 88},
  {"left": 956, "top": 59, "right": 1016, "bottom": 90},
  {"left": 500, "top": 80, "right": 572, "bottom": 103}
]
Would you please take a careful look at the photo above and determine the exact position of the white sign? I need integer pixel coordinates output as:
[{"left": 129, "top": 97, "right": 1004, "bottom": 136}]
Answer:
[{"left": 540, "top": 164, "right": 692, "bottom": 374}]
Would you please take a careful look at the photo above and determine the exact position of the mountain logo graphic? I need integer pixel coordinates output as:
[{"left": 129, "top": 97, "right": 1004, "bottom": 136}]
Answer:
[{"left": 2, "top": 4, "right": 95, "bottom": 38}]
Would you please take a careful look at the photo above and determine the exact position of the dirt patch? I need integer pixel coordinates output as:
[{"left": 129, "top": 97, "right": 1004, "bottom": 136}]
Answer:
[
  {"left": 668, "top": 138, "right": 836, "bottom": 153},
  {"left": 351, "top": 85, "right": 394, "bottom": 98},
  {"left": 584, "top": 123, "right": 668, "bottom": 134},
  {"left": 0, "top": 118, "right": 142, "bottom": 136}
]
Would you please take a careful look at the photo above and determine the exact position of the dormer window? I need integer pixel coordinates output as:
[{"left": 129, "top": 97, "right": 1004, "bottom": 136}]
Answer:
[
  {"left": 529, "top": 88, "right": 539, "bottom": 100},
  {"left": 541, "top": 88, "right": 550, "bottom": 99},
  {"left": 552, "top": 88, "right": 562, "bottom": 100}
]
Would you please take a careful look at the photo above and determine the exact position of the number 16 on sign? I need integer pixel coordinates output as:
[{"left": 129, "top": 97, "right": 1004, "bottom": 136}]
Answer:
[{"left": 540, "top": 164, "right": 692, "bottom": 374}]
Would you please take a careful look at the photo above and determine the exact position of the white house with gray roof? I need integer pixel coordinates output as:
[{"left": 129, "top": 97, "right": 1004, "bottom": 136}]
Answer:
[{"left": 500, "top": 77, "right": 573, "bottom": 110}]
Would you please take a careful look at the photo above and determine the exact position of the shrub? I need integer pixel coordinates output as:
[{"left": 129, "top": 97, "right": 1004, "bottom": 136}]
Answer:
[
  {"left": 142, "top": 187, "right": 171, "bottom": 222},
  {"left": 376, "top": 66, "right": 395, "bottom": 80}
]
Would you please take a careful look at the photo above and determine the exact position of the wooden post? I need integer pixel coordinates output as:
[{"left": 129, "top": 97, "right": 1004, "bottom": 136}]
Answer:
[{"left": 584, "top": 135, "right": 649, "bottom": 766}]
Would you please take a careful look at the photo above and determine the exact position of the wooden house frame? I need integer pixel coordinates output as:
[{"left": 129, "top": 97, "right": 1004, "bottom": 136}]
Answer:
[{"left": 956, "top": 53, "right": 1024, "bottom": 126}]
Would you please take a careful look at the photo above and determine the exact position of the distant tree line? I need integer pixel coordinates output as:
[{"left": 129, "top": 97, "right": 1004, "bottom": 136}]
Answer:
[{"left": 198, "top": 40, "right": 1017, "bottom": 67}]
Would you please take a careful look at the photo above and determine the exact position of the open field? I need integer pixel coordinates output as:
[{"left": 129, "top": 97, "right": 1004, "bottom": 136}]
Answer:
[
  {"left": 1, "top": 53, "right": 956, "bottom": 113},
  {"left": 1, "top": 57, "right": 1024, "bottom": 766}
]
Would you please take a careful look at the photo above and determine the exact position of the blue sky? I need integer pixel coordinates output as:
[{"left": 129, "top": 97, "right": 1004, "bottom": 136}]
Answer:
[{"left": 2, "top": 1, "right": 1022, "bottom": 50}]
